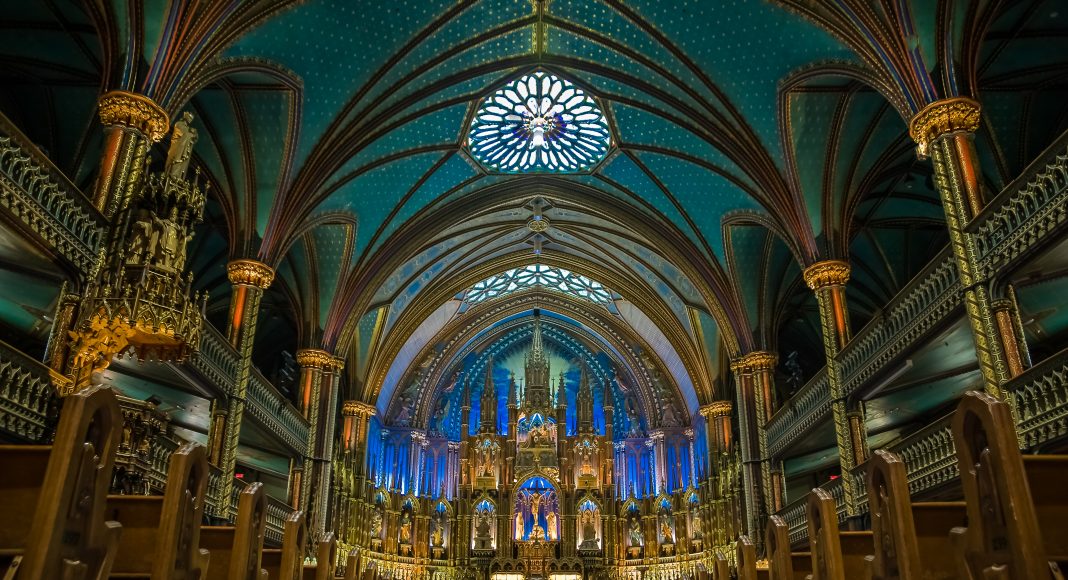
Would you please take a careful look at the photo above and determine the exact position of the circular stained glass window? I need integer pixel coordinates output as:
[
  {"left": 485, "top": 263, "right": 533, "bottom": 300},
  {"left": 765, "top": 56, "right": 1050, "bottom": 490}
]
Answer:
[{"left": 468, "top": 71, "right": 610, "bottom": 173}]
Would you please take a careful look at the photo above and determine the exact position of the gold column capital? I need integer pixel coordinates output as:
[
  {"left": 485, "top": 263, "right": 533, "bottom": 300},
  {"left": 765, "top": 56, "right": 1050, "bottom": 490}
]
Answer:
[
  {"left": 699, "top": 401, "right": 732, "bottom": 418},
  {"left": 98, "top": 90, "right": 170, "bottom": 143},
  {"left": 227, "top": 259, "right": 274, "bottom": 289},
  {"left": 730, "top": 351, "right": 777, "bottom": 374},
  {"left": 342, "top": 400, "right": 377, "bottom": 417},
  {"left": 296, "top": 348, "right": 335, "bottom": 369},
  {"left": 803, "top": 260, "right": 851, "bottom": 290},
  {"left": 909, "top": 97, "right": 981, "bottom": 157}
]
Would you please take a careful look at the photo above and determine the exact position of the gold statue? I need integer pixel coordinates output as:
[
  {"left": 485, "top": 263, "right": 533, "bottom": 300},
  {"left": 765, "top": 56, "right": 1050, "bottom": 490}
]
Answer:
[{"left": 166, "top": 112, "right": 197, "bottom": 180}]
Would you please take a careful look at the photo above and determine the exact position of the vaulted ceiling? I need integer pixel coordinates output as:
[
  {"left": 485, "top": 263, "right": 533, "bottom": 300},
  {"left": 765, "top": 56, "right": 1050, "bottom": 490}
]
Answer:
[{"left": 1, "top": 0, "right": 1066, "bottom": 413}]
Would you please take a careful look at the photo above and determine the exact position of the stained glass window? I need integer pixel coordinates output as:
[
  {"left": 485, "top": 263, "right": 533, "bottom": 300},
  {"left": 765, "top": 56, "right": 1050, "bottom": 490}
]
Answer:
[
  {"left": 463, "top": 264, "right": 615, "bottom": 307},
  {"left": 467, "top": 71, "right": 610, "bottom": 173}
]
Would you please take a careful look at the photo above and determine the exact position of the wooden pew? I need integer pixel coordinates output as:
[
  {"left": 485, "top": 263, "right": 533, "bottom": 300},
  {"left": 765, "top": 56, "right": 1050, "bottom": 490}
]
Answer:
[
  {"left": 199, "top": 482, "right": 268, "bottom": 580},
  {"left": 341, "top": 549, "right": 358, "bottom": 580},
  {"left": 950, "top": 391, "right": 1067, "bottom": 578},
  {"left": 0, "top": 385, "right": 123, "bottom": 579},
  {"left": 262, "top": 510, "right": 306, "bottom": 580},
  {"left": 301, "top": 533, "right": 336, "bottom": 580},
  {"left": 107, "top": 442, "right": 210, "bottom": 579},
  {"left": 805, "top": 487, "right": 873, "bottom": 580},
  {"left": 737, "top": 535, "right": 759, "bottom": 580},
  {"left": 864, "top": 448, "right": 968, "bottom": 580},
  {"left": 712, "top": 550, "right": 730, "bottom": 580},
  {"left": 766, "top": 515, "right": 812, "bottom": 580}
]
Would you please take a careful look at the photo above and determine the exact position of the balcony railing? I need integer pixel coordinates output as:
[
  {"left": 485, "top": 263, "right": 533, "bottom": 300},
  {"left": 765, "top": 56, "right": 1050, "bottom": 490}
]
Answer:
[
  {"left": 188, "top": 320, "right": 239, "bottom": 395},
  {"left": 768, "top": 130, "right": 1068, "bottom": 458},
  {"left": 973, "top": 130, "right": 1068, "bottom": 278},
  {"left": 0, "top": 112, "right": 104, "bottom": 273},
  {"left": 0, "top": 338, "right": 65, "bottom": 441},
  {"left": 767, "top": 369, "right": 829, "bottom": 457},
  {"left": 1007, "top": 346, "right": 1068, "bottom": 449},
  {"left": 247, "top": 367, "right": 309, "bottom": 453},
  {"left": 767, "top": 248, "right": 960, "bottom": 455},
  {"left": 779, "top": 412, "right": 958, "bottom": 544}
]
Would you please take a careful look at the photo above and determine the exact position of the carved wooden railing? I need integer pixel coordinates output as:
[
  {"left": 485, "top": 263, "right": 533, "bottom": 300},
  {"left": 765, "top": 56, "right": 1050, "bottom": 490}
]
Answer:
[
  {"left": 0, "top": 338, "right": 63, "bottom": 441},
  {"left": 1007, "top": 346, "right": 1068, "bottom": 449},
  {"left": 228, "top": 476, "right": 293, "bottom": 545},
  {"left": 247, "top": 367, "right": 309, "bottom": 453},
  {"left": 767, "top": 248, "right": 960, "bottom": 455},
  {"left": 0, "top": 112, "right": 104, "bottom": 272},
  {"left": 779, "top": 412, "right": 957, "bottom": 544},
  {"left": 973, "top": 130, "right": 1068, "bottom": 277},
  {"left": 767, "top": 130, "right": 1068, "bottom": 457},
  {"left": 767, "top": 368, "right": 828, "bottom": 457},
  {"left": 188, "top": 319, "right": 239, "bottom": 395}
]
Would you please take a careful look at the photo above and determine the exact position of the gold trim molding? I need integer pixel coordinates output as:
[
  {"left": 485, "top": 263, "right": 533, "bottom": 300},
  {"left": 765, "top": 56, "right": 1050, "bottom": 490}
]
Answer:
[
  {"left": 699, "top": 401, "right": 732, "bottom": 418},
  {"left": 97, "top": 91, "right": 170, "bottom": 143},
  {"left": 803, "top": 260, "right": 851, "bottom": 290},
  {"left": 730, "top": 351, "right": 777, "bottom": 373},
  {"left": 296, "top": 348, "right": 335, "bottom": 369},
  {"left": 226, "top": 259, "right": 274, "bottom": 289},
  {"left": 909, "top": 97, "right": 981, "bottom": 157},
  {"left": 342, "top": 400, "right": 376, "bottom": 417}
]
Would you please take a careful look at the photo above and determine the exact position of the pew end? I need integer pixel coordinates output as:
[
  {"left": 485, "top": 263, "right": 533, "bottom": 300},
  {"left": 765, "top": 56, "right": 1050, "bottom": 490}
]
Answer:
[
  {"left": 952, "top": 391, "right": 1058, "bottom": 578},
  {"left": 10, "top": 386, "right": 124, "bottom": 580}
]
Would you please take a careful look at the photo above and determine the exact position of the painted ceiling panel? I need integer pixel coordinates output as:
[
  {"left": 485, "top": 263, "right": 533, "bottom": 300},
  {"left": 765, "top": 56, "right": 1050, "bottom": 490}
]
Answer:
[
  {"left": 632, "top": 150, "right": 761, "bottom": 261},
  {"left": 223, "top": 0, "right": 461, "bottom": 166},
  {"left": 310, "top": 223, "right": 355, "bottom": 326},
  {"left": 317, "top": 150, "right": 449, "bottom": 253},
  {"left": 596, "top": 154, "right": 693, "bottom": 235},
  {"left": 611, "top": 104, "right": 751, "bottom": 182},
  {"left": 621, "top": 0, "right": 856, "bottom": 166},
  {"left": 357, "top": 5, "right": 530, "bottom": 118},
  {"left": 375, "top": 153, "right": 480, "bottom": 247},
  {"left": 241, "top": 89, "right": 298, "bottom": 235}
]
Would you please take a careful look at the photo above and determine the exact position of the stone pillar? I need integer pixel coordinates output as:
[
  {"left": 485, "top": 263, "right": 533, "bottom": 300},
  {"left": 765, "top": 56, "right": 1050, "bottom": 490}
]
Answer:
[
  {"left": 295, "top": 348, "right": 336, "bottom": 533},
  {"left": 314, "top": 355, "right": 344, "bottom": 536},
  {"left": 992, "top": 285, "right": 1032, "bottom": 378},
  {"left": 729, "top": 352, "right": 776, "bottom": 546},
  {"left": 699, "top": 401, "right": 732, "bottom": 459},
  {"left": 803, "top": 259, "right": 867, "bottom": 518},
  {"left": 909, "top": 97, "right": 1013, "bottom": 397},
  {"left": 94, "top": 91, "right": 169, "bottom": 218},
  {"left": 44, "top": 282, "right": 79, "bottom": 373},
  {"left": 214, "top": 259, "right": 273, "bottom": 516}
]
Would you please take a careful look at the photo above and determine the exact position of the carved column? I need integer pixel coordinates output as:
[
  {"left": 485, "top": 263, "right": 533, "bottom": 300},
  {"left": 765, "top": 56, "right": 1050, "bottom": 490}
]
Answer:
[
  {"left": 992, "top": 285, "right": 1032, "bottom": 378},
  {"left": 44, "top": 282, "right": 79, "bottom": 373},
  {"left": 909, "top": 97, "right": 1013, "bottom": 397},
  {"left": 215, "top": 259, "right": 273, "bottom": 516},
  {"left": 729, "top": 351, "right": 775, "bottom": 547},
  {"left": 314, "top": 355, "right": 344, "bottom": 537},
  {"left": 804, "top": 259, "right": 867, "bottom": 518},
  {"left": 94, "top": 91, "right": 169, "bottom": 218},
  {"left": 295, "top": 348, "right": 333, "bottom": 529}
]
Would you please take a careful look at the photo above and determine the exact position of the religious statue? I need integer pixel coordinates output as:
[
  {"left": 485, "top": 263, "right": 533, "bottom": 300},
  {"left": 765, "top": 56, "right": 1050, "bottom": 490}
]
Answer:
[
  {"left": 690, "top": 514, "right": 703, "bottom": 539},
  {"left": 369, "top": 507, "right": 383, "bottom": 538},
  {"left": 580, "top": 452, "right": 595, "bottom": 477},
  {"left": 514, "top": 511, "right": 524, "bottom": 540},
  {"left": 478, "top": 443, "right": 495, "bottom": 477},
  {"left": 661, "top": 399, "right": 681, "bottom": 427},
  {"left": 625, "top": 397, "right": 643, "bottom": 438},
  {"left": 399, "top": 511, "right": 412, "bottom": 544},
  {"left": 475, "top": 512, "right": 491, "bottom": 538},
  {"left": 155, "top": 207, "right": 181, "bottom": 270},
  {"left": 580, "top": 511, "right": 598, "bottom": 548},
  {"left": 659, "top": 514, "right": 674, "bottom": 543},
  {"left": 431, "top": 512, "right": 446, "bottom": 547},
  {"left": 545, "top": 511, "right": 557, "bottom": 540},
  {"left": 165, "top": 111, "right": 197, "bottom": 181},
  {"left": 127, "top": 209, "right": 154, "bottom": 265},
  {"left": 628, "top": 515, "right": 643, "bottom": 546}
]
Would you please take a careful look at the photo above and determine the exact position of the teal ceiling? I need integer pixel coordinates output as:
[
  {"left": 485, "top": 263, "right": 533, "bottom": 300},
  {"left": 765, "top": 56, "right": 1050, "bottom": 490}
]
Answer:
[{"left": 1, "top": 0, "right": 1066, "bottom": 408}]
